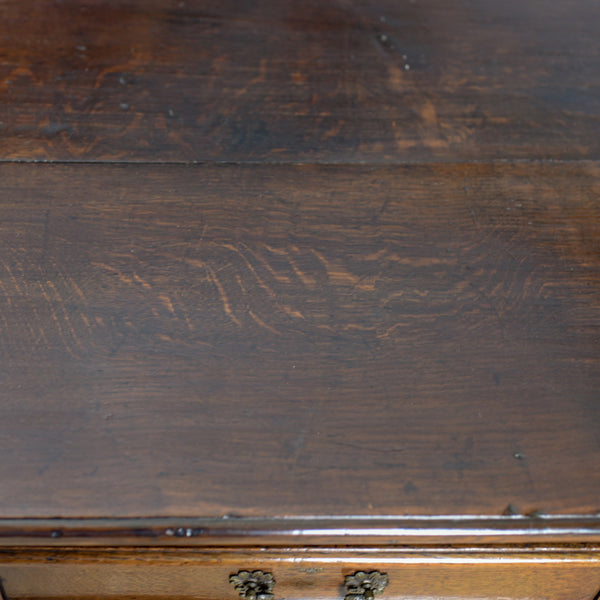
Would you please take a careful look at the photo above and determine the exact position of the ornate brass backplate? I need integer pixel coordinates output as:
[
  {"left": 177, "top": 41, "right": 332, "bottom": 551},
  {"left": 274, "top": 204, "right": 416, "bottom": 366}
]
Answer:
[
  {"left": 230, "top": 570, "right": 275, "bottom": 600},
  {"left": 344, "top": 571, "right": 389, "bottom": 600}
]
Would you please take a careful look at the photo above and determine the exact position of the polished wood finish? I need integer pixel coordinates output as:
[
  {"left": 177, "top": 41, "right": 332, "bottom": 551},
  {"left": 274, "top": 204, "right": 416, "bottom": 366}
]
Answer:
[
  {"left": 1, "top": 546, "right": 599, "bottom": 600},
  {"left": 1, "top": 0, "right": 599, "bottom": 162},
  {"left": 0, "top": 1, "right": 599, "bottom": 597},
  {"left": 2, "top": 517, "right": 600, "bottom": 547},
  {"left": 0, "top": 162, "right": 599, "bottom": 520}
]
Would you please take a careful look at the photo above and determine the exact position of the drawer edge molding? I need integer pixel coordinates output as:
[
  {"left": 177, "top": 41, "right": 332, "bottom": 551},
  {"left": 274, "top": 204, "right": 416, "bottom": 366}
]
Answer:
[{"left": 0, "top": 516, "right": 599, "bottom": 547}]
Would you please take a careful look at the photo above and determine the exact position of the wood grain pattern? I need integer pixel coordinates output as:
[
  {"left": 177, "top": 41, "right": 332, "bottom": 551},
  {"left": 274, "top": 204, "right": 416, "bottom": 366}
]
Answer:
[
  {"left": 1, "top": 0, "right": 599, "bottom": 162},
  {"left": 1, "top": 546, "right": 599, "bottom": 600},
  {"left": 1, "top": 1, "right": 599, "bottom": 595},
  {"left": 0, "top": 161, "right": 599, "bottom": 519}
]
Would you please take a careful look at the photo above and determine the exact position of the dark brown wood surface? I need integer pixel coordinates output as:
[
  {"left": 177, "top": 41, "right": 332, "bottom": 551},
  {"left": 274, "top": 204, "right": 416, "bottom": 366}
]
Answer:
[
  {"left": 1, "top": 0, "right": 599, "bottom": 162},
  {"left": 1, "top": 0, "right": 599, "bottom": 567},
  {"left": 0, "top": 162, "right": 599, "bottom": 519}
]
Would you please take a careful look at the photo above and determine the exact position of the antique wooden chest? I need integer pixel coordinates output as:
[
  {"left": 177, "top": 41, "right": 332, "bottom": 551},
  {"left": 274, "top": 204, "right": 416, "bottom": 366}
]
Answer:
[{"left": 0, "top": 1, "right": 599, "bottom": 599}]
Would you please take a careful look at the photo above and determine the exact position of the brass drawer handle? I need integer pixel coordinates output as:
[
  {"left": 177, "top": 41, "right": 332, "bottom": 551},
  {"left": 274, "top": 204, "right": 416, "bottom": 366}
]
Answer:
[
  {"left": 230, "top": 570, "right": 275, "bottom": 600},
  {"left": 344, "top": 571, "right": 389, "bottom": 600}
]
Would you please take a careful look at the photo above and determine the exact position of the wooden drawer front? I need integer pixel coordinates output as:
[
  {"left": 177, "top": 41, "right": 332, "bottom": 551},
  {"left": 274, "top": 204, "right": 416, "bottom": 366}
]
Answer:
[{"left": 0, "top": 548, "right": 599, "bottom": 600}]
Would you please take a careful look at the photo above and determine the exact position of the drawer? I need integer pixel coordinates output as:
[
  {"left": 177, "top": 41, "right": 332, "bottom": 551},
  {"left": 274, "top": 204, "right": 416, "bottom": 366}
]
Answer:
[{"left": 0, "top": 547, "right": 599, "bottom": 600}]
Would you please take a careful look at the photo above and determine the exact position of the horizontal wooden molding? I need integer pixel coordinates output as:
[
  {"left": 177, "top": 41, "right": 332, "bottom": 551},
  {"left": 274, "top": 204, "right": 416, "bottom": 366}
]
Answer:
[{"left": 0, "top": 516, "right": 599, "bottom": 547}]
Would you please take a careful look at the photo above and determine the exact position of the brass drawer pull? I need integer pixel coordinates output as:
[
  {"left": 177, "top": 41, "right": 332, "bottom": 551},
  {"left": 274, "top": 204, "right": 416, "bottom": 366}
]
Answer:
[
  {"left": 230, "top": 570, "right": 275, "bottom": 600},
  {"left": 344, "top": 571, "right": 389, "bottom": 600}
]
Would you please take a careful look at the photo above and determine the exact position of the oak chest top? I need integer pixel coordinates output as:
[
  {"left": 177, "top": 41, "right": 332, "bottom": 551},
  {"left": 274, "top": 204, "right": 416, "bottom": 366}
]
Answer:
[{"left": 0, "top": 4, "right": 598, "bottom": 598}]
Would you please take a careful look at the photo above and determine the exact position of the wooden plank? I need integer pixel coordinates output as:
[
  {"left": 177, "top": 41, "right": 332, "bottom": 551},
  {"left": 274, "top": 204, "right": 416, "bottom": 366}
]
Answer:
[
  {"left": 1, "top": 547, "right": 600, "bottom": 600},
  {"left": 1, "top": 0, "right": 599, "bottom": 162},
  {"left": 0, "top": 162, "right": 599, "bottom": 518}
]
